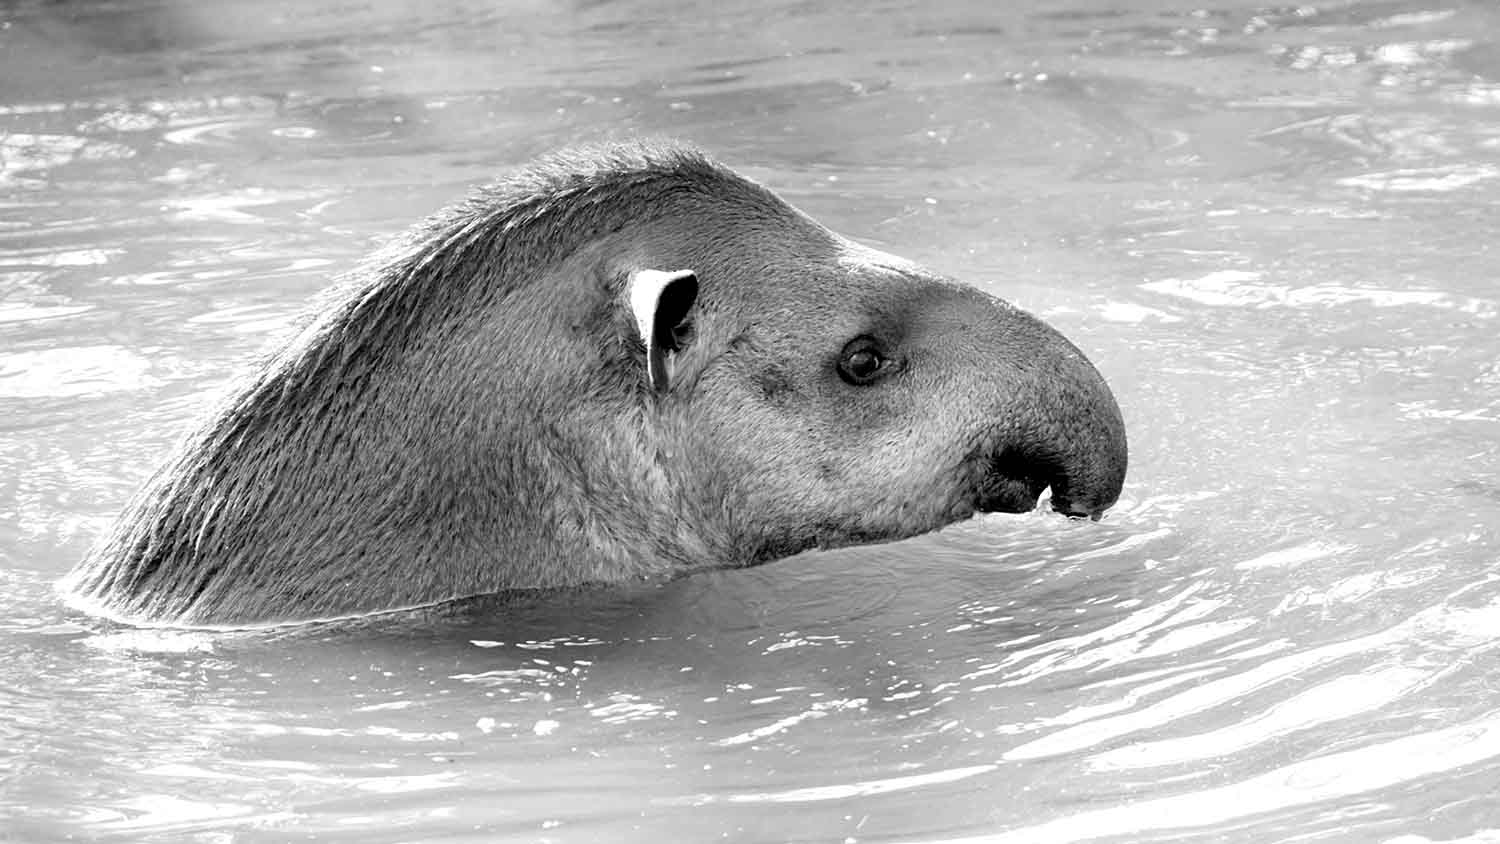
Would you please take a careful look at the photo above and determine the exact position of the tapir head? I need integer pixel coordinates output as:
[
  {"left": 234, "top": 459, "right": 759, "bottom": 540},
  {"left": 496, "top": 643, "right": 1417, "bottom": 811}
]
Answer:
[{"left": 612, "top": 170, "right": 1128, "bottom": 566}]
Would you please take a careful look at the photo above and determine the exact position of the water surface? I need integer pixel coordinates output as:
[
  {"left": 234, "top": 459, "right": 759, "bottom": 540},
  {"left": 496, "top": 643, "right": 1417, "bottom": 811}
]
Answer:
[{"left": 3, "top": 0, "right": 1500, "bottom": 842}]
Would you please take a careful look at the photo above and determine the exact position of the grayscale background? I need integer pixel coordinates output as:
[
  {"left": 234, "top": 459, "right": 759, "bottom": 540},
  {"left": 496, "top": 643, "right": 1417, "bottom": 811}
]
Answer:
[{"left": 2, "top": 1, "right": 1499, "bottom": 842}]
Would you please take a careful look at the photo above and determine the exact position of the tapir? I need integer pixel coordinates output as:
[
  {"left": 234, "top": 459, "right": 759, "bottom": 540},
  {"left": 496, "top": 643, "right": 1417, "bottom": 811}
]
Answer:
[{"left": 62, "top": 141, "right": 1128, "bottom": 626}]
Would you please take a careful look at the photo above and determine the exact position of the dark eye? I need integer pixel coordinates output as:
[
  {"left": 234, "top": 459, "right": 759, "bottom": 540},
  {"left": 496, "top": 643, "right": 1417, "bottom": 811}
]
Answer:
[{"left": 837, "top": 338, "right": 894, "bottom": 386}]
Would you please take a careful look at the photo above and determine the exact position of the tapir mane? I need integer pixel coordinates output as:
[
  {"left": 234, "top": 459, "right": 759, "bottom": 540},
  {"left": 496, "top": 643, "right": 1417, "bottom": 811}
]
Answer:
[{"left": 303, "top": 141, "right": 791, "bottom": 393}]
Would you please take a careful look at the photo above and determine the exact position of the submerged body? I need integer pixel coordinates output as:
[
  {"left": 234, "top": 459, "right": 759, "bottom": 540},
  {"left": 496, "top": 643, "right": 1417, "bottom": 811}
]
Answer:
[{"left": 62, "top": 142, "right": 1127, "bottom": 626}]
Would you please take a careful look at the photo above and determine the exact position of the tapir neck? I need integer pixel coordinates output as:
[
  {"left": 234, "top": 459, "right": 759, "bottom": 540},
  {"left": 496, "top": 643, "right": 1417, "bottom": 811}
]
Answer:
[{"left": 65, "top": 256, "right": 721, "bottom": 626}]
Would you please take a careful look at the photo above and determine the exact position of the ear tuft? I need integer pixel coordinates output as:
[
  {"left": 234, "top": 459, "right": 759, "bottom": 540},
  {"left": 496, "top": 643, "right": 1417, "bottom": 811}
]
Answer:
[{"left": 627, "top": 269, "right": 699, "bottom": 392}]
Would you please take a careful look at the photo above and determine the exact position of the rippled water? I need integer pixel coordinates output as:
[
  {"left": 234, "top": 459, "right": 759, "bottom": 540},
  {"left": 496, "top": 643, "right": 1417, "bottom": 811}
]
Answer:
[{"left": 4, "top": 0, "right": 1500, "bottom": 841}]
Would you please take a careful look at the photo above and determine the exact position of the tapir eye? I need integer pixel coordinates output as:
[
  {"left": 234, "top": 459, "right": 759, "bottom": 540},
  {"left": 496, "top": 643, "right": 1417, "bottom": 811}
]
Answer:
[{"left": 837, "top": 337, "right": 895, "bottom": 386}]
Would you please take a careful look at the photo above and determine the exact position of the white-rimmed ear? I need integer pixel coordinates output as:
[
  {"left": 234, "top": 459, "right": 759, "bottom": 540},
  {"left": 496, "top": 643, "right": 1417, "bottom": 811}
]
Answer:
[{"left": 627, "top": 269, "right": 699, "bottom": 393}]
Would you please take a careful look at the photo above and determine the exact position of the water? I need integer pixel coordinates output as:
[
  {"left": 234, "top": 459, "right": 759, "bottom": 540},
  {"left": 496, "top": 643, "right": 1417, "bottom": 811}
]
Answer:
[{"left": 3, "top": 0, "right": 1499, "bottom": 841}]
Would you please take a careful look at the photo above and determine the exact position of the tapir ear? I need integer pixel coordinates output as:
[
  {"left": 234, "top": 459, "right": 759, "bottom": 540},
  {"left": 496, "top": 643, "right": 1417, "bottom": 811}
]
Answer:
[{"left": 627, "top": 268, "right": 699, "bottom": 393}]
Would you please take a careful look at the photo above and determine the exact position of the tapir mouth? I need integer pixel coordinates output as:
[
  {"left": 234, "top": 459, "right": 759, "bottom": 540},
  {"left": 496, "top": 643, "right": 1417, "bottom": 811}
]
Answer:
[
  {"left": 974, "top": 447, "right": 1055, "bottom": 516},
  {"left": 975, "top": 446, "right": 1112, "bottom": 521}
]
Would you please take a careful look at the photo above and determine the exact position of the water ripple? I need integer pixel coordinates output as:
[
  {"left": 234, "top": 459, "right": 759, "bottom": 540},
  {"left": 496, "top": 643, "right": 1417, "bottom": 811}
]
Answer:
[
  {"left": 0, "top": 346, "right": 155, "bottom": 398},
  {"left": 1142, "top": 270, "right": 1496, "bottom": 316},
  {"left": 668, "top": 762, "right": 997, "bottom": 806},
  {"left": 940, "top": 712, "right": 1500, "bottom": 844},
  {"left": 1006, "top": 595, "right": 1500, "bottom": 763}
]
